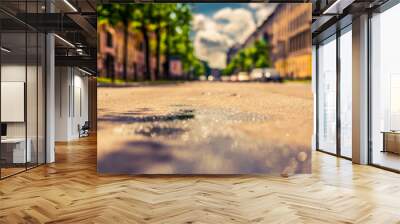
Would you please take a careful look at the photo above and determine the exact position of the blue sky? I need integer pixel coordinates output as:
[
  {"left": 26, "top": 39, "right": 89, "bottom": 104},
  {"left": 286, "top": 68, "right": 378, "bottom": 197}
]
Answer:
[
  {"left": 192, "top": 3, "right": 249, "bottom": 16},
  {"left": 190, "top": 3, "right": 277, "bottom": 69}
]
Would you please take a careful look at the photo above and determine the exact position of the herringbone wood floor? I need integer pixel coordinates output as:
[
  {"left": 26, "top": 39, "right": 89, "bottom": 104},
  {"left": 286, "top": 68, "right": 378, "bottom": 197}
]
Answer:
[{"left": 1, "top": 135, "right": 400, "bottom": 224}]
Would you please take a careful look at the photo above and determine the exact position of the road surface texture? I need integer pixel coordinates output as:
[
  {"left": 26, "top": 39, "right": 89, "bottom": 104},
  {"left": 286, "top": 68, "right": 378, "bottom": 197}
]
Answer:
[{"left": 98, "top": 82, "right": 313, "bottom": 175}]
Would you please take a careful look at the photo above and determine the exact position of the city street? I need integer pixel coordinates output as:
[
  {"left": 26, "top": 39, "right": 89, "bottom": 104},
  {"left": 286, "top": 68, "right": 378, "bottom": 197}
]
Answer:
[{"left": 98, "top": 82, "right": 313, "bottom": 175}]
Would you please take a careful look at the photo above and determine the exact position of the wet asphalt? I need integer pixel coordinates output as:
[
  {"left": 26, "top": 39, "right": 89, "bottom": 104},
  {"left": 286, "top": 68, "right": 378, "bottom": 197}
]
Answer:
[{"left": 97, "top": 82, "right": 313, "bottom": 175}]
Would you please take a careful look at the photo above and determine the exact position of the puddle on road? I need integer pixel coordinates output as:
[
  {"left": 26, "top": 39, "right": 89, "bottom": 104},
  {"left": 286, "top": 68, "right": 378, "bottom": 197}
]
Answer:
[
  {"left": 195, "top": 108, "right": 268, "bottom": 123},
  {"left": 108, "top": 106, "right": 271, "bottom": 145},
  {"left": 130, "top": 107, "right": 268, "bottom": 141},
  {"left": 99, "top": 108, "right": 195, "bottom": 123},
  {"left": 135, "top": 125, "right": 186, "bottom": 138}
]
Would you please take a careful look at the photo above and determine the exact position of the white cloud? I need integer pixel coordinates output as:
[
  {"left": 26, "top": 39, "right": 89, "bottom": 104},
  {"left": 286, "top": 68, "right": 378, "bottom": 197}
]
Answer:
[
  {"left": 213, "top": 8, "right": 256, "bottom": 44},
  {"left": 193, "top": 8, "right": 257, "bottom": 69},
  {"left": 193, "top": 14, "right": 216, "bottom": 32},
  {"left": 248, "top": 3, "right": 277, "bottom": 26},
  {"left": 192, "top": 4, "right": 278, "bottom": 69},
  {"left": 194, "top": 30, "right": 230, "bottom": 68},
  {"left": 255, "top": 7, "right": 275, "bottom": 26},
  {"left": 248, "top": 3, "right": 266, "bottom": 10}
]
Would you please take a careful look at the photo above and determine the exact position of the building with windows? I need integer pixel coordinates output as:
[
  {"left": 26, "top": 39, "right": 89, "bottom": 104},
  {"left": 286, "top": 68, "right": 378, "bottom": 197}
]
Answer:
[
  {"left": 97, "top": 23, "right": 166, "bottom": 81},
  {"left": 227, "top": 4, "right": 312, "bottom": 79},
  {"left": 97, "top": 23, "right": 148, "bottom": 81},
  {"left": 276, "top": 4, "right": 312, "bottom": 79}
]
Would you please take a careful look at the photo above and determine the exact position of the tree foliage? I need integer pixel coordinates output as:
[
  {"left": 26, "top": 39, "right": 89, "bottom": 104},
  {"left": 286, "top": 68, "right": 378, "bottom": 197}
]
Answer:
[
  {"left": 97, "top": 3, "right": 206, "bottom": 81},
  {"left": 222, "top": 39, "right": 271, "bottom": 76}
]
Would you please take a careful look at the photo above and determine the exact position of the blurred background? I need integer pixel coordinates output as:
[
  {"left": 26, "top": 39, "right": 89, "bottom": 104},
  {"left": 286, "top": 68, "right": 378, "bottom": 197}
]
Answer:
[{"left": 97, "top": 3, "right": 311, "bottom": 83}]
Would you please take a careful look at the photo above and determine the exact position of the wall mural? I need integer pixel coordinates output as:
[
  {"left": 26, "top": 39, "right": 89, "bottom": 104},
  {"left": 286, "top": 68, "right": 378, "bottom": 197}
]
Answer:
[{"left": 97, "top": 3, "right": 313, "bottom": 175}]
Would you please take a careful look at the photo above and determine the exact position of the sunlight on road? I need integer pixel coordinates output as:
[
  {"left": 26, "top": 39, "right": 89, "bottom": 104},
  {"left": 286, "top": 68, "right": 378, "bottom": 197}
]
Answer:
[{"left": 98, "top": 82, "right": 313, "bottom": 175}]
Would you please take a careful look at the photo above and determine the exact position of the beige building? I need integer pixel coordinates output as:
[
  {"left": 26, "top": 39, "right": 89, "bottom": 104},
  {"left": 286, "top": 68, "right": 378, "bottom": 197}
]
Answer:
[
  {"left": 97, "top": 23, "right": 162, "bottom": 81},
  {"left": 228, "top": 4, "right": 312, "bottom": 79},
  {"left": 270, "top": 4, "right": 312, "bottom": 79}
]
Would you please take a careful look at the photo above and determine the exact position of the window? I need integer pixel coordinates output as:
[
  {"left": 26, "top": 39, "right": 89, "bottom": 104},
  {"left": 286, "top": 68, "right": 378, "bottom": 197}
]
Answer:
[
  {"left": 370, "top": 3, "right": 400, "bottom": 171},
  {"left": 289, "top": 31, "right": 310, "bottom": 52},
  {"left": 0, "top": 2, "right": 46, "bottom": 179},
  {"left": 339, "top": 27, "right": 352, "bottom": 158},
  {"left": 317, "top": 35, "right": 337, "bottom": 154}
]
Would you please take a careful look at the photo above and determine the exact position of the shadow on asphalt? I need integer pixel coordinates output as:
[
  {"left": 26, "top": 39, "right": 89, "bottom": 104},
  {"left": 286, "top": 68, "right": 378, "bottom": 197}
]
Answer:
[
  {"left": 97, "top": 137, "right": 312, "bottom": 174},
  {"left": 97, "top": 140, "right": 182, "bottom": 174},
  {"left": 98, "top": 81, "right": 186, "bottom": 88}
]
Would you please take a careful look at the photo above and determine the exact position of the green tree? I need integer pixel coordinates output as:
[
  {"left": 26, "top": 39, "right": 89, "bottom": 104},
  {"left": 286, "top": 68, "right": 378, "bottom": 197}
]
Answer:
[
  {"left": 131, "top": 4, "right": 155, "bottom": 81},
  {"left": 253, "top": 39, "right": 271, "bottom": 68},
  {"left": 151, "top": 4, "right": 175, "bottom": 80},
  {"left": 163, "top": 3, "right": 194, "bottom": 79},
  {"left": 222, "top": 39, "right": 271, "bottom": 76},
  {"left": 99, "top": 3, "right": 201, "bottom": 82}
]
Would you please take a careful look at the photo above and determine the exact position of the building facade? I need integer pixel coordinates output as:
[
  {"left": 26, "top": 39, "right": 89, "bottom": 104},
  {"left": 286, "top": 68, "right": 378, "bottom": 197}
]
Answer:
[
  {"left": 97, "top": 23, "right": 166, "bottom": 81},
  {"left": 228, "top": 3, "right": 312, "bottom": 79},
  {"left": 264, "top": 4, "right": 312, "bottom": 79},
  {"left": 98, "top": 23, "right": 145, "bottom": 81}
]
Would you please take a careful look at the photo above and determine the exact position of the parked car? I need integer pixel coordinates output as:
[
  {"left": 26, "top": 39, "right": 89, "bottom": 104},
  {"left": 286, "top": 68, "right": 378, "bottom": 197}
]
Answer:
[
  {"left": 230, "top": 75, "right": 238, "bottom": 82},
  {"left": 263, "top": 68, "right": 282, "bottom": 82},
  {"left": 237, "top": 72, "right": 250, "bottom": 82},
  {"left": 249, "top": 68, "right": 282, "bottom": 82},
  {"left": 221, "top": 76, "right": 231, "bottom": 82},
  {"left": 250, "top": 68, "right": 264, "bottom": 81}
]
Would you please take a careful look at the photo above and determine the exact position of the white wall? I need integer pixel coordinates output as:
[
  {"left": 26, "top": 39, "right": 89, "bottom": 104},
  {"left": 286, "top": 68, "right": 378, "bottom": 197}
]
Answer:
[
  {"left": 55, "top": 66, "right": 70, "bottom": 141},
  {"left": 72, "top": 72, "right": 89, "bottom": 138},
  {"left": 55, "top": 67, "right": 89, "bottom": 141}
]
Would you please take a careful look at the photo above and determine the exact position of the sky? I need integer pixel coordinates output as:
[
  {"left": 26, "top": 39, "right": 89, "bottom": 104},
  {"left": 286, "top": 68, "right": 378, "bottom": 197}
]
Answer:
[{"left": 191, "top": 3, "right": 277, "bottom": 69}]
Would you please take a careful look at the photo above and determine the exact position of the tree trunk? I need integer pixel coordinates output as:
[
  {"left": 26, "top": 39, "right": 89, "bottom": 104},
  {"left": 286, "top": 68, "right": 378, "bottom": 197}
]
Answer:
[
  {"left": 142, "top": 26, "right": 151, "bottom": 81},
  {"left": 163, "top": 23, "right": 170, "bottom": 79},
  {"left": 155, "top": 17, "right": 161, "bottom": 80},
  {"left": 111, "top": 65, "right": 115, "bottom": 83},
  {"left": 123, "top": 22, "right": 128, "bottom": 82},
  {"left": 133, "top": 63, "right": 137, "bottom": 81},
  {"left": 185, "top": 37, "right": 190, "bottom": 80},
  {"left": 107, "top": 54, "right": 115, "bottom": 83}
]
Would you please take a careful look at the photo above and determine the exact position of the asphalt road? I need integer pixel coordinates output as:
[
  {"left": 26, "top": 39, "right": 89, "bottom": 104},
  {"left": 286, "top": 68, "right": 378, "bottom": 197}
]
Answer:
[{"left": 97, "top": 81, "right": 313, "bottom": 175}]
